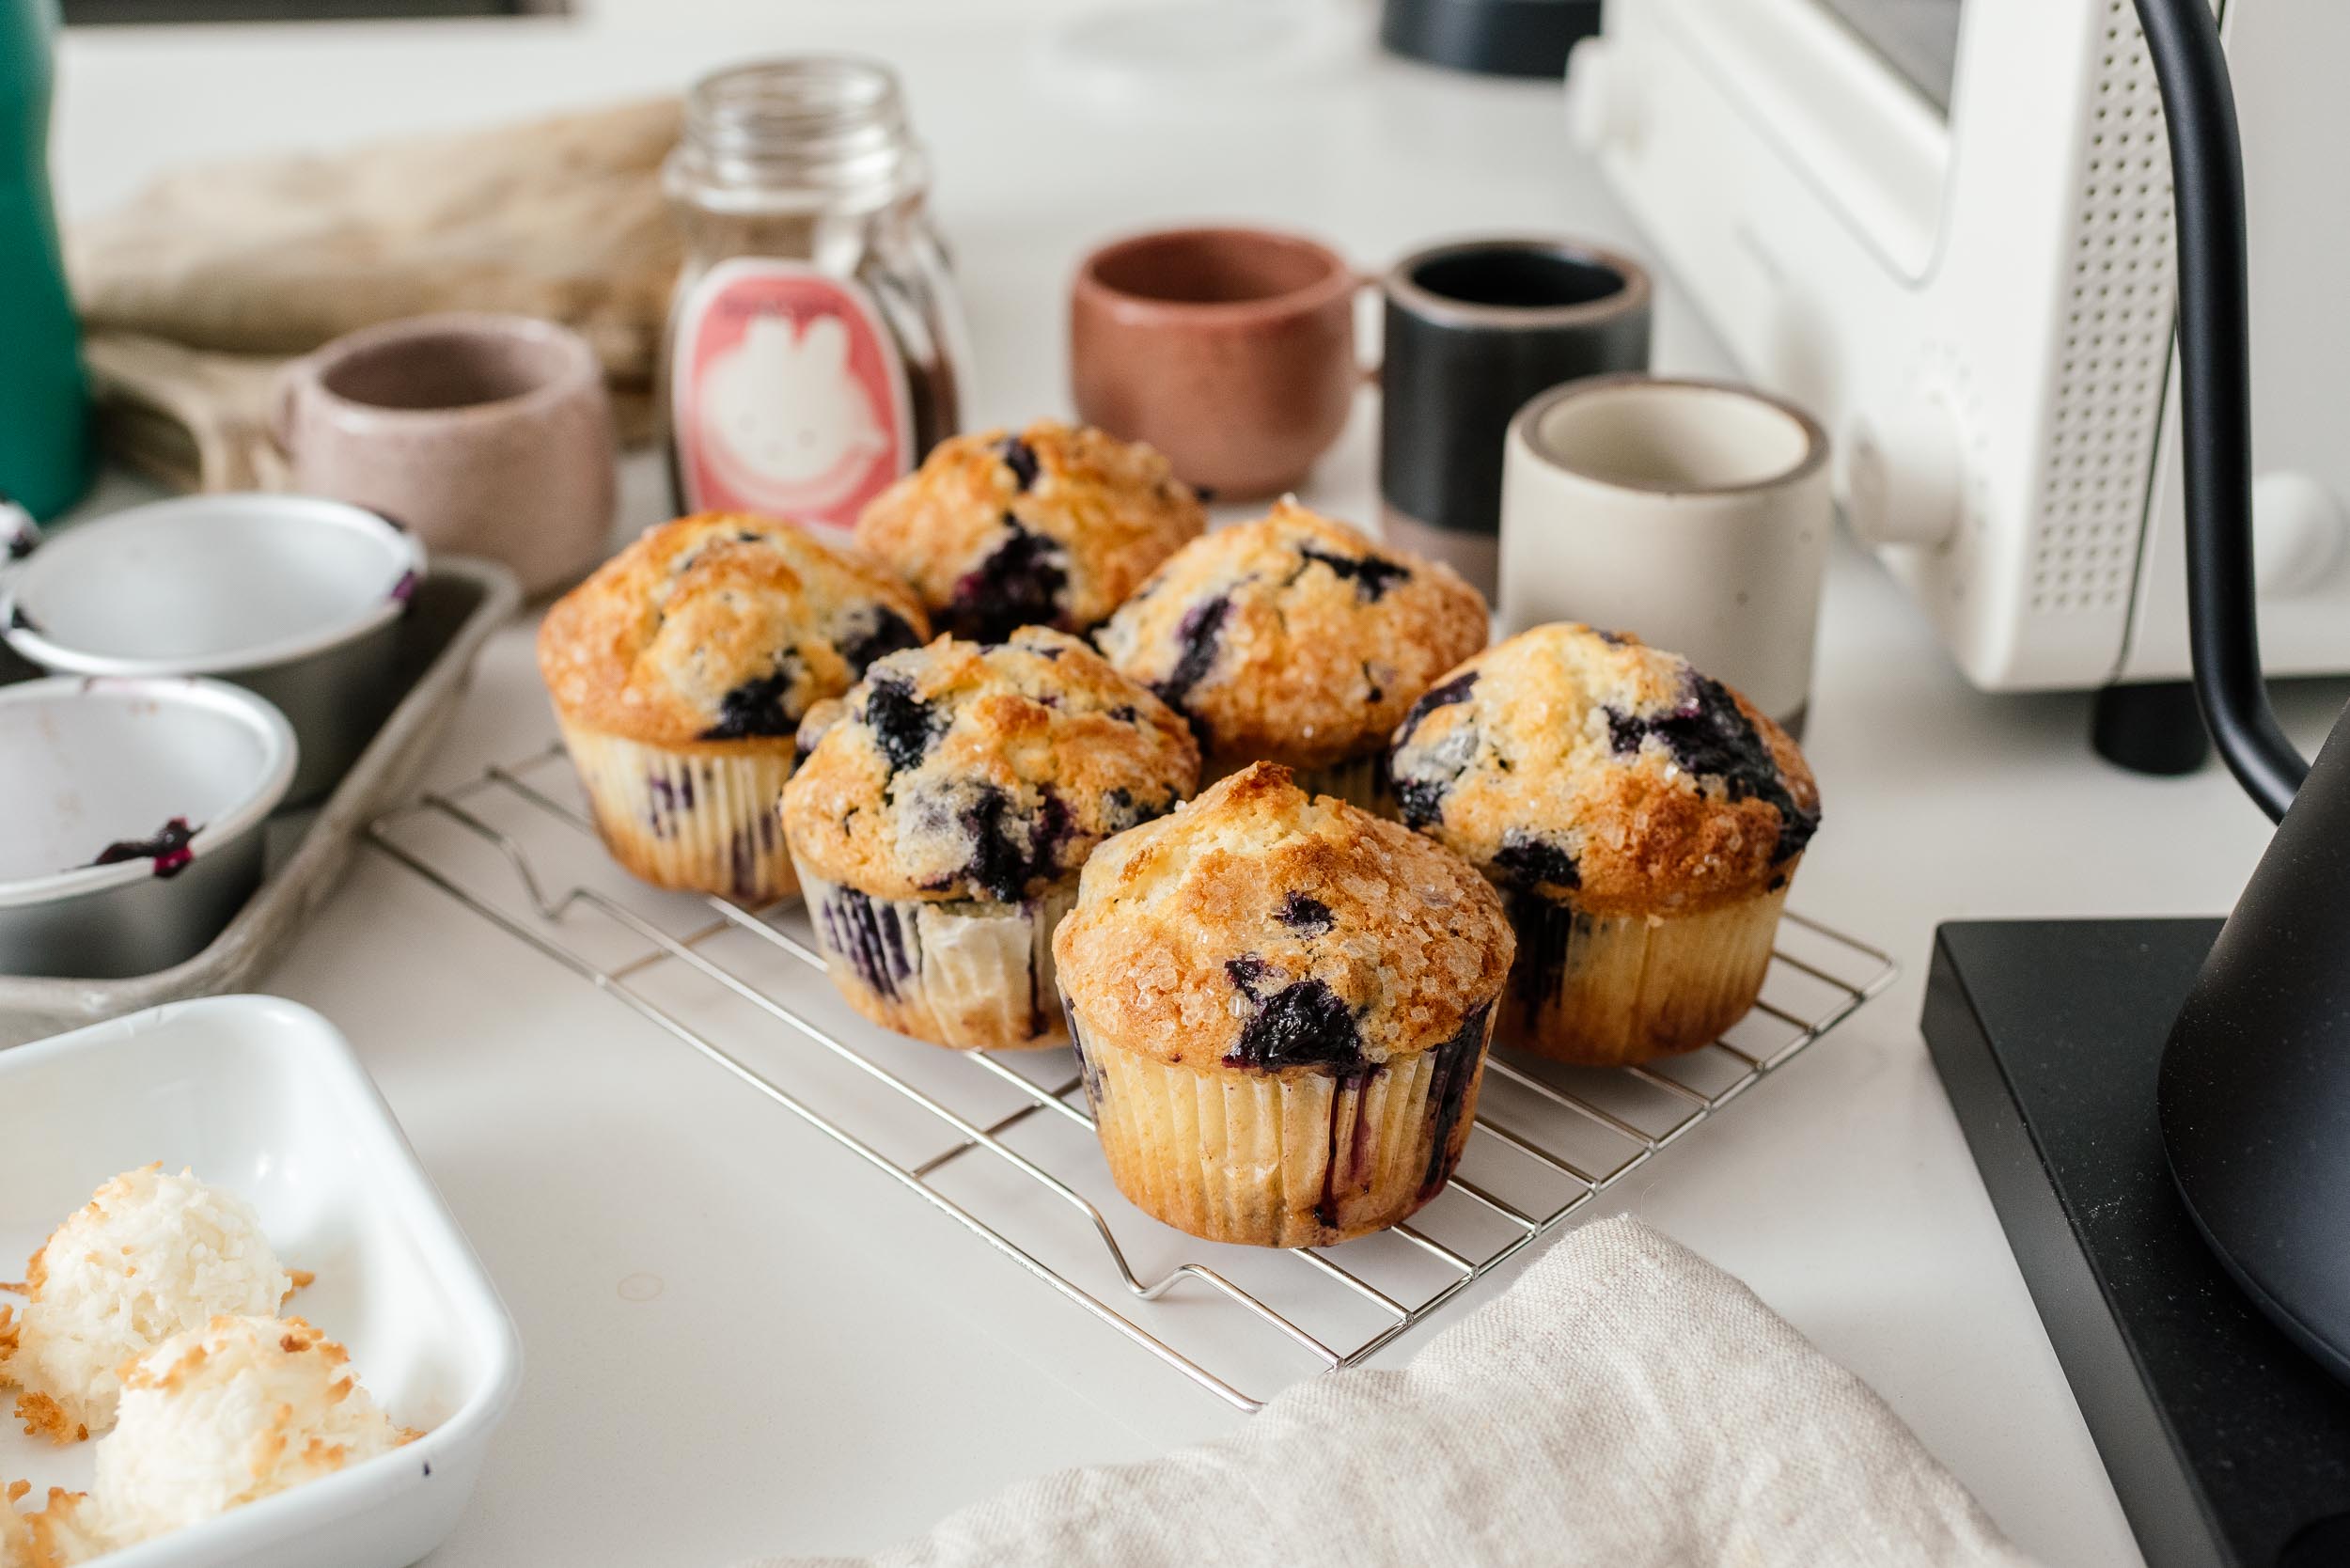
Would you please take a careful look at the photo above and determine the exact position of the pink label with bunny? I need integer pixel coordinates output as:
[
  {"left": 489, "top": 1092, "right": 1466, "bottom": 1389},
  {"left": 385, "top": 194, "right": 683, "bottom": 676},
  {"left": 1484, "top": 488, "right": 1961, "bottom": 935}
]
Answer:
[{"left": 670, "top": 259, "right": 914, "bottom": 536}]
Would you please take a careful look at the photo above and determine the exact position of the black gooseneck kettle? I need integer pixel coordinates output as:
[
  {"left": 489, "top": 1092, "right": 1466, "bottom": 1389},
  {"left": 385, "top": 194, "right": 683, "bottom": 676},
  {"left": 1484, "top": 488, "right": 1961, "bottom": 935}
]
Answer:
[{"left": 2137, "top": 0, "right": 2350, "bottom": 1385}]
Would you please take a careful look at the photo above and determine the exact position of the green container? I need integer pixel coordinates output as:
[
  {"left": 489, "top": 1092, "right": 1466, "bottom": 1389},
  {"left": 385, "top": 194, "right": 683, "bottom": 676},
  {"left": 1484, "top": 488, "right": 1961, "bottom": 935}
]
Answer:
[{"left": 2, "top": 0, "right": 91, "bottom": 522}]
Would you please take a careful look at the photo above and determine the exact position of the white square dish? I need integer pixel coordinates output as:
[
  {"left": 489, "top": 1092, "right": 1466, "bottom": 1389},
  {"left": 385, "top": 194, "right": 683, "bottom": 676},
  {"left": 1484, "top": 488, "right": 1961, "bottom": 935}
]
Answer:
[{"left": 0, "top": 996, "right": 521, "bottom": 1568}]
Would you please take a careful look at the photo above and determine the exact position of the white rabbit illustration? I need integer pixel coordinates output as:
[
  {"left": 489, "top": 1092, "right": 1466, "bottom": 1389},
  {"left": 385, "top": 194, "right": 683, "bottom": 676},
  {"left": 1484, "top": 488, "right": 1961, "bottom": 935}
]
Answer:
[{"left": 704, "top": 312, "right": 889, "bottom": 494}]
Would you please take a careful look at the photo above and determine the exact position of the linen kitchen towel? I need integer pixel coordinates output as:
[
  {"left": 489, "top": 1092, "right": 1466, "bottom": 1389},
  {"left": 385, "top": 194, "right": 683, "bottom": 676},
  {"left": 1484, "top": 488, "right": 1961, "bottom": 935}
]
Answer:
[
  {"left": 760, "top": 1215, "right": 2036, "bottom": 1568},
  {"left": 66, "top": 97, "right": 681, "bottom": 491}
]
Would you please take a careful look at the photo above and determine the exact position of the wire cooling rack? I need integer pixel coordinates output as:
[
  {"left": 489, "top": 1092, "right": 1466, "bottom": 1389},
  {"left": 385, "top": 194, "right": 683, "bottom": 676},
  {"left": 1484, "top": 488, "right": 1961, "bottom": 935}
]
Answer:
[{"left": 368, "top": 744, "right": 1895, "bottom": 1412}]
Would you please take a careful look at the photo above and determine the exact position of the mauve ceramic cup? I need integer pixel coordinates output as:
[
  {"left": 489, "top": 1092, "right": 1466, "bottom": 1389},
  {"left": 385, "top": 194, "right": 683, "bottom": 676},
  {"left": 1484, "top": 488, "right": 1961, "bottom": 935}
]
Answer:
[
  {"left": 1071, "top": 227, "right": 1357, "bottom": 499},
  {"left": 278, "top": 313, "right": 617, "bottom": 595}
]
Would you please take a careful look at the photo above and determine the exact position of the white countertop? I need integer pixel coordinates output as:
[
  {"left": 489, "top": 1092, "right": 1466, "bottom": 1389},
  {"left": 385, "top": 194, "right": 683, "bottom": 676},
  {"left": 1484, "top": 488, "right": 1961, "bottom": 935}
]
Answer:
[{"left": 45, "top": 6, "right": 2350, "bottom": 1564}]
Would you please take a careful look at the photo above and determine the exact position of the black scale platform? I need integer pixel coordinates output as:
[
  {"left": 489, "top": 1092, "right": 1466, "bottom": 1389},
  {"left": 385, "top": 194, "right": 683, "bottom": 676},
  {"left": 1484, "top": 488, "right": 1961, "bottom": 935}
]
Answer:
[{"left": 1923, "top": 919, "right": 2350, "bottom": 1568}]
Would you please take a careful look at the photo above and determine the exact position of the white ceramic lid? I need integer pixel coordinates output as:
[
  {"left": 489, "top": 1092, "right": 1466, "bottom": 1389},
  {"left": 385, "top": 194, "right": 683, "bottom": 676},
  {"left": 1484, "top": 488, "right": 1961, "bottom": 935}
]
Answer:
[
  {"left": 1, "top": 494, "right": 425, "bottom": 677},
  {"left": 0, "top": 676, "right": 299, "bottom": 907}
]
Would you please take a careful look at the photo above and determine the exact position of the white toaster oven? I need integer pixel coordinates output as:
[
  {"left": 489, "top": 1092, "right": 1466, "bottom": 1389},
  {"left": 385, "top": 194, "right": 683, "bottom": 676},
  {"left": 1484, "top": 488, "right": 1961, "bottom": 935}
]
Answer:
[{"left": 1569, "top": 0, "right": 2350, "bottom": 694}]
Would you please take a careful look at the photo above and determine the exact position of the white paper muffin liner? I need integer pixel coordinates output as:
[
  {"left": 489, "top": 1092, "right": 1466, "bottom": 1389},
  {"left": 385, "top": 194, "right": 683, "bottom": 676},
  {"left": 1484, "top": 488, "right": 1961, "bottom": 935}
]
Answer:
[
  {"left": 1065, "top": 993, "right": 1500, "bottom": 1248},
  {"left": 791, "top": 856, "right": 1079, "bottom": 1050},
  {"left": 1502, "top": 881, "right": 1792, "bottom": 1066},
  {"left": 556, "top": 720, "right": 798, "bottom": 904}
]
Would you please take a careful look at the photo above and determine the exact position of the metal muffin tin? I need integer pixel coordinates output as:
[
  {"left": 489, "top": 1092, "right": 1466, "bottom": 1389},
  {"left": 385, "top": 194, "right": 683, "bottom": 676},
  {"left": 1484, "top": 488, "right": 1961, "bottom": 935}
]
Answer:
[
  {"left": 0, "top": 676, "right": 298, "bottom": 980},
  {"left": 0, "top": 556, "right": 520, "bottom": 1045},
  {"left": 1, "top": 494, "right": 428, "bottom": 804}
]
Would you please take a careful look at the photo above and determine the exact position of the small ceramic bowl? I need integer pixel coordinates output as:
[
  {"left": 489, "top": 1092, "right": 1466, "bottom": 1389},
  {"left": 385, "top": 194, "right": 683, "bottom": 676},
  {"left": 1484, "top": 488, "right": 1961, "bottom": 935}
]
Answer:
[
  {"left": 1, "top": 494, "right": 424, "bottom": 803},
  {"left": 0, "top": 677, "right": 298, "bottom": 980}
]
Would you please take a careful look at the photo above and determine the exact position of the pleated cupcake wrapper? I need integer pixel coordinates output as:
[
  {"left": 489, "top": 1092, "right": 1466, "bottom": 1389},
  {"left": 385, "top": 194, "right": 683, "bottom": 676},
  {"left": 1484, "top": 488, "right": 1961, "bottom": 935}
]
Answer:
[
  {"left": 1502, "top": 882, "right": 1793, "bottom": 1066},
  {"left": 792, "top": 856, "right": 1078, "bottom": 1050},
  {"left": 1201, "top": 749, "right": 1394, "bottom": 816},
  {"left": 1065, "top": 996, "right": 1499, "bottom": 1248},
  {"left": 557, "top": 722, "right": 798, "bottom": 904}
]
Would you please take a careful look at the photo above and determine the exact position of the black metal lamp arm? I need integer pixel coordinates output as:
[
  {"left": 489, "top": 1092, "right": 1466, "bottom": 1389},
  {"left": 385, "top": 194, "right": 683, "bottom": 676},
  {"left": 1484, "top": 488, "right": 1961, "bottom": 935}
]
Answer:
[{"left": 2134, "top": 0, "right": 2308, "bottom": 822}]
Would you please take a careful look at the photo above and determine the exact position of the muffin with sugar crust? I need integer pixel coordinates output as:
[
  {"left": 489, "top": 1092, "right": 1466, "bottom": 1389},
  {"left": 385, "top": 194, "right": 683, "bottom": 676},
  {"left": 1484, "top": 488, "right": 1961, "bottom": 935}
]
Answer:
[
  {"left": 1053, "top": 762, "right": 1514, "bottom": 1248},
  {"left": 538, "top": 513, "right": 929, "bottom": 904},
  {"left": 854, "top": 420, "right": 1206, "bottom": 643},
  {"left": 781, "top": 626, "right": 1198, "bottom": 1050},
  {"left": 1388, "top": 623, "right": 1820, "bottom": 1066},
  {"left": 1095, "top": 500, "right": 1487, "bottom": 812}
]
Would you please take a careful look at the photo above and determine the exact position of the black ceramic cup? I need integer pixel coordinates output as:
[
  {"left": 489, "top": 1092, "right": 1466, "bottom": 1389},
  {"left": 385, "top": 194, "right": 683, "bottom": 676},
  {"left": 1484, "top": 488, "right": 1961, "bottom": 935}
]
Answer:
[{"left": 1379, "top": 237, "right": 1652, "bottom": 594}]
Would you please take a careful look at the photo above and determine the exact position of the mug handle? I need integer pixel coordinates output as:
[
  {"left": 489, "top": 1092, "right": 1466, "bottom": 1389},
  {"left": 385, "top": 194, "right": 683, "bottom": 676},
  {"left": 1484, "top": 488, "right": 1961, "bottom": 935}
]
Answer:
[
  {"left": 1355, "top": 271, "right": 1385, "bottom": 386},
  {"left": 269, "top": 354, "right": 315, "bottom": 455}
]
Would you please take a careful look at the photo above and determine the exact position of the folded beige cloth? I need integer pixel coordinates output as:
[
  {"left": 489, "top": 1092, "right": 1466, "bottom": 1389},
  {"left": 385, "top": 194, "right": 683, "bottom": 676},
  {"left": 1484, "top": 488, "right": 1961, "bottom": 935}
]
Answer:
[
  {"left": 761, "top": 1216, "right": 2036, "bottom": 1568},
  {"left": 68, "top": 98, "right": 681, "bottom": 491}
]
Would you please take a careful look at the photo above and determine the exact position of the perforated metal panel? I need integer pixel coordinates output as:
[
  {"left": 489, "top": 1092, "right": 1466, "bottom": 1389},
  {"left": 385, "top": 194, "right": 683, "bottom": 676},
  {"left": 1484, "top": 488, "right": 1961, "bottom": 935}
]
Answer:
[{"left": 2032, "top": 0, "right": 2178, "bottom": 618}]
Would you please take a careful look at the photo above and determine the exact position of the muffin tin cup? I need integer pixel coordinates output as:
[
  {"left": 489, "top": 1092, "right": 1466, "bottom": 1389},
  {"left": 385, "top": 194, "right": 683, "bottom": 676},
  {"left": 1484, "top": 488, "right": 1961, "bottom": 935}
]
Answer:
[
  {"left": 791, "top": 857, "right": 1078, "bottom": 1050},
  {"left": 1501, "top": 881, "right": 1793, "bottom": 1066},
  {"left": 1201, "top": 749, "right": 1395, "bottom": 817},
  {"left": 1065, "top": 993, "right": 1501, "bottom": 1249},
  {"left": 555, "top": 722, "right": 799, "bottom": 905}
]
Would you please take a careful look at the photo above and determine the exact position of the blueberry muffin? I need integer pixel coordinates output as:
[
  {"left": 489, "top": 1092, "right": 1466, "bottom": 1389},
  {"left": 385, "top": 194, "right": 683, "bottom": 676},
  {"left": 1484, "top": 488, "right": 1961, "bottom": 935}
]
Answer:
[
  {"left": 1053, "top": 763, "right": 1514, "bottom": 1247},
  {"left": 1094, "top": 500, "right": 1487, "bottom": 811},
  {"left": 538, "top": 513, "right": 929, "bottom": 903},
  {"left": 780, "top": 627, "right": 1198, "bottom": 1049},
  {"left": 853, "top": 421, "right": 1206, "bottom": 642},
  {"left": 1388, "top": 624, "right": 1820, "bottom": 1066}
]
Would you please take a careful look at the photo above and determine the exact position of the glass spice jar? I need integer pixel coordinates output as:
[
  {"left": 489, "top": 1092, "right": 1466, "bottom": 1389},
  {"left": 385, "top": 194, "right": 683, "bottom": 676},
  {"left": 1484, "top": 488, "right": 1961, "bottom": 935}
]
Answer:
[{"left": 661, "top": 56, "right": 968, "bottom": 540}]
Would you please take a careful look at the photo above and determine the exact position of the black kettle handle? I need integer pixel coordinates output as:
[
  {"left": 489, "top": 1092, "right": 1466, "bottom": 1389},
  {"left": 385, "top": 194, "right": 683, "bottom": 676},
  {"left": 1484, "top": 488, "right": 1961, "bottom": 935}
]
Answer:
[{"left": 2136, "top": 0, "right": 2308, "bottom": 821}]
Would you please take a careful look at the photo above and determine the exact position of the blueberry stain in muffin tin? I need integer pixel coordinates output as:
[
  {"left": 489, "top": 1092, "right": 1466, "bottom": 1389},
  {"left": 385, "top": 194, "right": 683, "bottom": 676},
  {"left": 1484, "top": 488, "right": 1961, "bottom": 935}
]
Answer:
[
  {"left": 946, "top": 516, "right": 1068, "bottom": 640},
  {"left": 91, "top": 817, "right": 199, "bottom": 880}
]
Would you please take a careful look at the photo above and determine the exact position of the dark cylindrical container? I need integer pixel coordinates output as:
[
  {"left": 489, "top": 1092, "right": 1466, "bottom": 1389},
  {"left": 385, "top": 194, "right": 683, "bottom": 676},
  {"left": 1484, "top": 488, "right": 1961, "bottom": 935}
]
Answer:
[{"left": 1378, "top": 237, "right": 1651, "bottom": 595}]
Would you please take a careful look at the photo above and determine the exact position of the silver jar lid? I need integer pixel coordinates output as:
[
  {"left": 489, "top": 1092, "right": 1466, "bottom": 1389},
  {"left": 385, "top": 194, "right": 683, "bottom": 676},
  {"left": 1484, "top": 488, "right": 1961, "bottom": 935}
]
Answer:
[{"left": 666, "top": 55, "right": 931, "bottom": 213}]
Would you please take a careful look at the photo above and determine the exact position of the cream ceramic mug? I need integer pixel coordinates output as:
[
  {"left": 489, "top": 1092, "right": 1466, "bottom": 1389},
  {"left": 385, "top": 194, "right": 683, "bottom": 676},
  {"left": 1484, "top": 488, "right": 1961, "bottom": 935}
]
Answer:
[
  {"left": 276, "top": 313, "right": 618, "bottom": 596},
  {"left": 1496, "top": 375, "right": 1831, "bottom": 729}
]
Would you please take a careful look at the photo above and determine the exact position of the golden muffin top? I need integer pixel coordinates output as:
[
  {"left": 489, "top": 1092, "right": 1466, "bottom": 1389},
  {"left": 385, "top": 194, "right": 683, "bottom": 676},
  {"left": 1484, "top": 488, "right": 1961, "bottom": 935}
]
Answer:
[
  {"left": 780, "top": 627, "right": 1199, "bottom": 903},
  {"left": 1094, "top": 501, "right": 1488, "bottom": 771},
  {"left": 1052, "top": 763, "right": 1513, "bottom": 1075},
  {"left": 1386, "top": 623, "right": 1820, "bottom": 917},
  {"left": 853, "top": 420, "right": 1205, "bottom": 641},
  {"left": 537, "top": 512, "right": 929, "bottom": 750}
]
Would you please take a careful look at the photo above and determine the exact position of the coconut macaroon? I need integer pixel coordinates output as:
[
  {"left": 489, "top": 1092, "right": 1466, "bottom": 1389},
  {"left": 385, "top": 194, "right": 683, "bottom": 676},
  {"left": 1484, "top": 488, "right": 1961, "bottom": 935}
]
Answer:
[
  {"left": 1094, "top": 500, "right": 1488, "bottom": 811},
  {"left": 2, "top": 1166, "right": 293, "bottom": 1444},
  {"left": 1388, "top": 623, "right": 1821, "bottom": 1067},
  {"left": 853, "top": 421, "right": 1206, "bottom": 643},
  {"left": 782, "top": 626, "right": 1198, "bottom": 1050},
  {"left": 538, "top": 512, "right": 930, "bottom": 904},
  {"left": 1053, "top": 763, "right": 1514, "bottom": 1248},
  {"left": 0, "top": 1482, "right": 105, "bottom": 1568},
  {"left": 92, "top": 1315, "right": 410, "bottom": 1547}
]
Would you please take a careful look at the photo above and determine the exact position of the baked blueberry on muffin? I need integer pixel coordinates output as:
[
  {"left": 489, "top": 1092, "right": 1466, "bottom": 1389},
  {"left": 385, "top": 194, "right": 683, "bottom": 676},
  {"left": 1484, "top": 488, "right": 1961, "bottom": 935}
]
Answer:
[
  {"left": 1094, "top": 500, "right": 1487, "bottom": 811},
  {"left": 854, "top": 420, "right": 1206, "bottom": 642},
  {"left": 1053, "top": 763, "right": 1514, "bottom": 1247},
  {"left": 1388, "top": 623, "right": 1820, "bottom": 1066},
  {"left": 780, "top": 626, "right": 1198, "bottom": 1050},
  {"left": 538, "top": 513, "right": 929, "bottom": 903}
]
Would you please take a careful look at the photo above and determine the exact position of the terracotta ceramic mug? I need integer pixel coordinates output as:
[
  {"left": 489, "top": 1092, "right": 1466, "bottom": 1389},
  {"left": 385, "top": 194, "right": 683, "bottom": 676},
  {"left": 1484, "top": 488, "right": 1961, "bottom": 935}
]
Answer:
[
  {"left": 276, "top": 313, "right": 618, "bottom": 595},
  {"left": 1071, "top": 227, "right": 1357, "bottom": 500}
]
